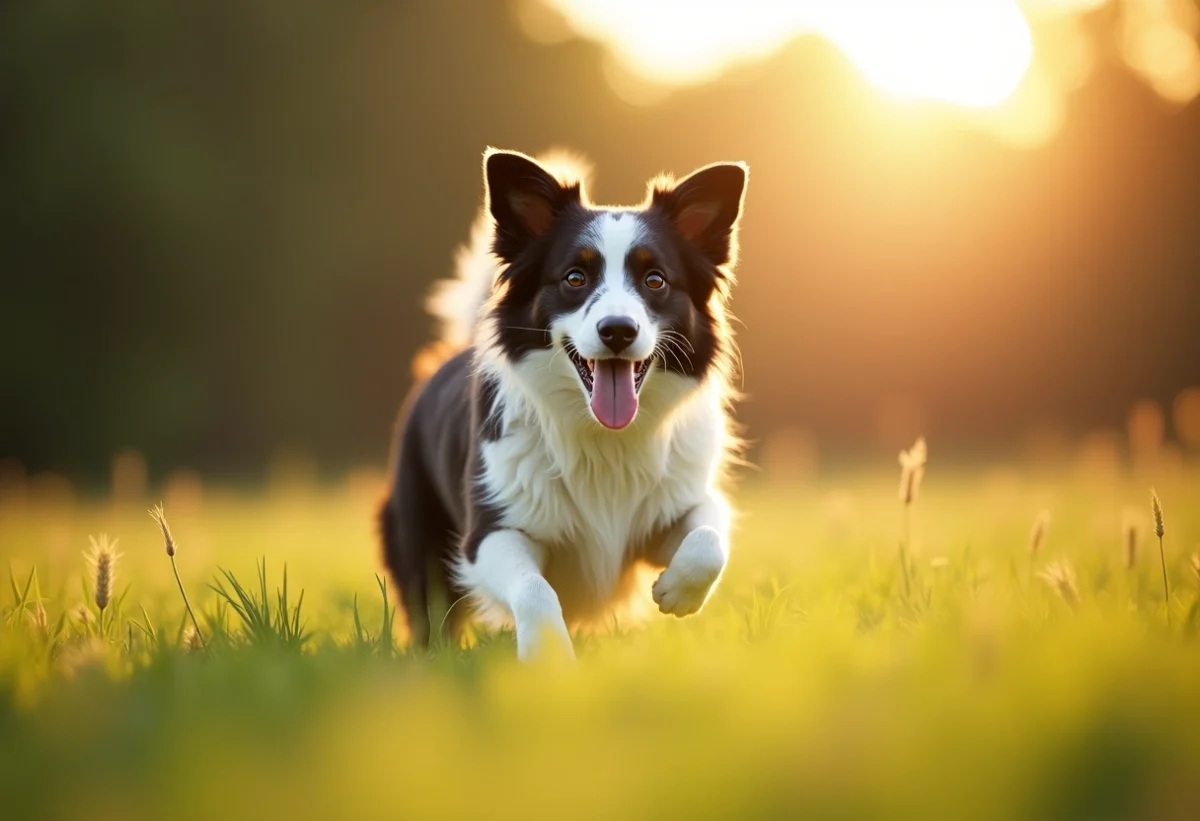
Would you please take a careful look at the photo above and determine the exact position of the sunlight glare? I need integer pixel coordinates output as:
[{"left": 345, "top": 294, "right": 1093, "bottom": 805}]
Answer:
[
  {"left": 543, "top": 0, "right": 1033, "bottom": 107},
  {"left": 820, "top": 1, "right": 1032, "bottom": 107},
  {"left": 531, "top": 0, "right": 1200, "bottom": 145},
  {"left": 539, "top": 0, "right": 798, "bottom": 86}
]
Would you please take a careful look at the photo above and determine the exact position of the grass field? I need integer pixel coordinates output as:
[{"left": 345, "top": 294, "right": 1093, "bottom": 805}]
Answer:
[{"left": 2, "top": 463, "right": 1199, "bottom": 820}]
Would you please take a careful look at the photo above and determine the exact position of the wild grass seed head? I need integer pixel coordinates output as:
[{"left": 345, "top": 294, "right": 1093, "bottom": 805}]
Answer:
[
  {"left": 149, "top": 503, "right": 175, "bottom": 557},
  {"left": 86, "top": 534, "right": 120, "bottom": 612},
  {"left": 898, "top": 436, "right": 927, "bottom": 506},
  {"left": 74, "top": 604, "right": 93, "bottom": 626},
  {"left": 1190, "top": 552, "right": 1200, "bottom": 582},
  {"left": 1029, "top": 509, "right": 1051, "bottom": 558},
  {"left": 1148, "top": 489, "right": 1172, "bottom": 621},
  {"left": 1038, "top": 559, "right": 1078, "bottom": 607},
  {"left": 151, "top": 501, "right": 207, "bottom": 649},
  {"left": 183, "top": 625, "right": 204, "bottom": 652},
  {"left": 27, "top": 600, "right": 47, "bottom": 631},
  {"left": 1122, "top": 510, "right": 1139, "bottom": 568}
]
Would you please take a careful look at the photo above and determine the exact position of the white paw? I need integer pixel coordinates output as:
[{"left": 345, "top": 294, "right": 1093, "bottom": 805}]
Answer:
[
  {"left": 652, "top": 526, "right": 726, "bottom": 617},
  {"left": 511, "top": 576, "right": 575, "bottom": 661}
]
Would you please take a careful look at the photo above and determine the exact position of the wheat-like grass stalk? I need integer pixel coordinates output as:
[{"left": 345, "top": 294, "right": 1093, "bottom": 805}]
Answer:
[
  {"left": 896, "top": 437, "right": 927, "bottom": 599},
  {"left": 86, "top": 534, "right": 120, "bottom": 634},
  {"left": 1028, "top": 509, "right": 1050, "bottom": 587},
  {"left": 1122, "top": 512, "right": 1139, "bottom": 570},
  {"left": 150, "top": 503, "right": 206, "bottom": 649},
  {"left": 29, "top": 599, "right": 47, "bottom": 632},
  {"left": 898, "top": 437, "right": 927, "bottom": 507},
  {"left": 1151, "top": 488, "right": 1169, "bottom": 624},
  {"left": 73, "top": 604, "right": 93, "bottom": 631},
  {"left": 1189, "top": 552, "right": 1200, "bottom": 583},
  {"left": 1029, "top": 510, "right": 1050, "bottom": 559},
  {"left": 182, "top": 625, "right": 204, "bottom": 652},
  {"left": 1038, "top": 559, "right": 1078, "bottom": 609}
]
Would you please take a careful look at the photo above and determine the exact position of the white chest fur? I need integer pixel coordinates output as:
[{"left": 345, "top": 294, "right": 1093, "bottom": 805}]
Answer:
[{"left": 477, "top": 369, "right": 725, "bottom": 622}]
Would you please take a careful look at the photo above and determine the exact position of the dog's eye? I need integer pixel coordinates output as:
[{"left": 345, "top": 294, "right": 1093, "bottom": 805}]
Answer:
[
  {"left": 644, "top": 270, "right": 666, "bottom": 290},
  {"left": 564, "top": 270, "right": 586, "bottom": 288}
]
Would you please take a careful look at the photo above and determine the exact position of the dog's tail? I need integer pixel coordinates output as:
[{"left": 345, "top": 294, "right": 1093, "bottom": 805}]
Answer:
[
  {"left": 411, "top": 214, "right": 497, "bottom": 380},
  {"left": 411, "top": 149, "right": 593, "bottom": 381}
]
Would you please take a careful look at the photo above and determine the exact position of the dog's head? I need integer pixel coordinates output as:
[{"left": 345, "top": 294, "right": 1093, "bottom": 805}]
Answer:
[{"left": 482, "top": 149, "right": 747, "bottom": 431}]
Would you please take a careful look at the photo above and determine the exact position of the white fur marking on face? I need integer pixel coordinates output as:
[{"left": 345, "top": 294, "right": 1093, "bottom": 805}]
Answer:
[
  {"left": 593, "top": 212, "right": 643, "bottom": 298},
  {"left": 559, "top": 212, "right": 658, "bottom": 362}
]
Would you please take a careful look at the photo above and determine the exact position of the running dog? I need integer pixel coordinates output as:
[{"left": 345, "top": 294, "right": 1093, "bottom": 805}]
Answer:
[{"left": 379, "top": 148, "right": 748, "bottom": 658}]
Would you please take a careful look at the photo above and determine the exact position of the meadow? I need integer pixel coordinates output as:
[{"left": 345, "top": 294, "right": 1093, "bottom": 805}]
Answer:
[{"left": 2, "top": 458, "right": 1199, "bottom": 821}]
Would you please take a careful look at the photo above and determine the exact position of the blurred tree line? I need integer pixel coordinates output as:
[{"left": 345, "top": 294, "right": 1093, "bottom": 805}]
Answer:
[
  {"left": 1, "top": 2, "right": 501, "bottom": 481},
  {"left": 3, "top": 2, "right": 1199, "bottom": 483}
]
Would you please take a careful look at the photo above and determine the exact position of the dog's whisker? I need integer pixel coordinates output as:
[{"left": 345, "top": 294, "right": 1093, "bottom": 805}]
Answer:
[
  {"left": 660, "top": 339, "right": 695, "bottom": 371},
  {"left": 662, "top": 333, "right": 692, "bottom": 358},
  {"left": 661, "top": 334, "right": 694, "bottom": 369},
  {"left": 658, "top": 328, "right": 695, "bottom": 351},
  {"left": 654, "top": 340, "right": 687, "bottom": 375},
  {"left": 652, "top": 341, "right": 676, "bottom": 373},
  {"left": 546, "top": 345, "right": 566, "bottom": 375},
  {"left": 658, "top": 329, "right": 695, "bottom": 354}
]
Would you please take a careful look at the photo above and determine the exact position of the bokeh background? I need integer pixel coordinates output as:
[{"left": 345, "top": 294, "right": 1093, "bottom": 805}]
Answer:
[{"left": 4, "top": 0, "right": 1200, "bottom": 490}]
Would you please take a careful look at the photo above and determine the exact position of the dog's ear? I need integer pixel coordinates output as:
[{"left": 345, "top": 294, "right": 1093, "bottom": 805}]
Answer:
[
  {"left": 485, "top": 149, "right": 579, "bottom": 263},
  {"left": 653, "top": 162, "right": 748, "bottom": 266}
]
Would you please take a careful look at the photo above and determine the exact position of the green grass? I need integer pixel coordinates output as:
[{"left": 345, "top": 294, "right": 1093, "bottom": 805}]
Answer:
[{"left": 2, "top": 468, "right": 1199, "bottom": 820}]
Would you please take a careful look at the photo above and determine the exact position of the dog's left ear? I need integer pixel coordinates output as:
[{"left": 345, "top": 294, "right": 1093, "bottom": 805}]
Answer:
[{"left": 653, "top": 162, "right": 748, "bottom": 266}]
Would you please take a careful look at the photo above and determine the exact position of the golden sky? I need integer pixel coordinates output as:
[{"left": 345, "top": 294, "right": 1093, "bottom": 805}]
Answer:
[{"left": 518, "top": 0, "right": 1200, "bottom": 146}]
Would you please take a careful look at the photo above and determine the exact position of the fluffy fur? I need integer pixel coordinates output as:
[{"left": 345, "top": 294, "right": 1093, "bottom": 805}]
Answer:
[{"left": 380, "top": 148, "right": 748, "bottom": 658}]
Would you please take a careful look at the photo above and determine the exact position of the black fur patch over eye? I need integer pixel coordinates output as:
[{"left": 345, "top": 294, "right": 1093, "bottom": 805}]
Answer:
[{"left": 489, "top": 211, "right": 601, "bottom": 363}]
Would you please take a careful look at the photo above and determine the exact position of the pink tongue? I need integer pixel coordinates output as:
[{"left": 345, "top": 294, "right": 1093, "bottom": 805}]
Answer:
[{"left": 590, "top": 359, "right": 639, "bottom": 430}]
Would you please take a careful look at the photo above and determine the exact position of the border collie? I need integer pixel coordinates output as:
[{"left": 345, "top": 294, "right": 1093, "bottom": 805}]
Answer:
[{"left": 379, "top": 148, "right": 748, "bottom": 659}]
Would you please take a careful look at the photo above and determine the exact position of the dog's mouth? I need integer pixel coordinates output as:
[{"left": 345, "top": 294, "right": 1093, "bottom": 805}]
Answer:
[{"left": 566, "top": 345, "right": 651, "bottom": 430}]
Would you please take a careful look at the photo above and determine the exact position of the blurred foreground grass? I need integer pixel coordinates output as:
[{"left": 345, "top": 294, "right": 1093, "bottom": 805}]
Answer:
[{"left": 2, "top": 467, "right": 1200, "bottom": 820}]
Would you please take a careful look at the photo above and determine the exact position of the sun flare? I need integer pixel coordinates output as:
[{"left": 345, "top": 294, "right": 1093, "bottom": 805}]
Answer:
[
  {"left": 819, "top": 0, "right": 1032, "bottom": 107},
  {"left": 531, "top": 0, "right": 1200, "bottom": 144},
  {"left": 541, "top": 0, "right": 1034, "bottom": 107}
]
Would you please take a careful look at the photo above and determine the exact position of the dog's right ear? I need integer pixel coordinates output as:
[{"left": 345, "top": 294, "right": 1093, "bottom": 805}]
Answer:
[{"left": 485, "top": 149, "right": 578, "bottom": 263}]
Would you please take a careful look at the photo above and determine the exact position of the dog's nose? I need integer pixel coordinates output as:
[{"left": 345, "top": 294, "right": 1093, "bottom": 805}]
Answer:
[{"left": 597, "top": 316, "right": 639, "bottom": 354}]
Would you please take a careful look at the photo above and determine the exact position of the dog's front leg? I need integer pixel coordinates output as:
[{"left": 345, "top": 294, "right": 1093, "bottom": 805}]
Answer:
[
  {"left": 649, "top": 491, "right": 731, "bottom": 617},
  {"left": 463, "top": 529, "right": 573, "bottom": 660}
]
